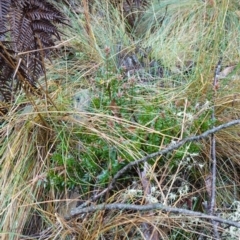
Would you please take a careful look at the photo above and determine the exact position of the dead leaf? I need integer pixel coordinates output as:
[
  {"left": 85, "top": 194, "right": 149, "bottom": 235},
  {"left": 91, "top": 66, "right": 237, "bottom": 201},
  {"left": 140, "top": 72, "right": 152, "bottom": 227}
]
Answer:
[
  {"left": 109, "top": 99, "right": 121, "bottom": 118},
  {"left": 126, "top": 126, "right": 137, "bottom": 133},
  {"left": 219, "top": 65, "right": 236, "bottom": 79}
]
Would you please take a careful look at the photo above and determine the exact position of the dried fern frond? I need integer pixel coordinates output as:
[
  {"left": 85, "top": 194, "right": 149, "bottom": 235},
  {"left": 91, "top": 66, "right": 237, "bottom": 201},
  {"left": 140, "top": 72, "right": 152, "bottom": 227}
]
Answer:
[
  {"left": 0, "top": 0, "right": 11, "bottom": 41},
  {"left": 0, "top": 0, "right": 67, "bottom": 113},
  {"left": 0, "top": 41, "right": 41, "bottom": 100}
]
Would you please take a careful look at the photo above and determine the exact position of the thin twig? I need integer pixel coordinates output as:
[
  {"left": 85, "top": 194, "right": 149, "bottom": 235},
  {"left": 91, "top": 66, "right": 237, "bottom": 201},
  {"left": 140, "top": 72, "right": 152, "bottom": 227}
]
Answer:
[
  {"left": 109, "top": 120, "right": 240, "bottom": 193},
  {"left": 17, "top": 38, "right": 75, "bottom": 56},
  {"left": 210, "top": 134, "right": 216, "bottom": 215},
  {"left": 68, "top": 202, "right": 240, "bottom": 229},
  {"left": 76, "top": 119, "right": 240, "bottom": 209},
  {"left": 210, "top": 57, "right": 222, "bottom": 239}
]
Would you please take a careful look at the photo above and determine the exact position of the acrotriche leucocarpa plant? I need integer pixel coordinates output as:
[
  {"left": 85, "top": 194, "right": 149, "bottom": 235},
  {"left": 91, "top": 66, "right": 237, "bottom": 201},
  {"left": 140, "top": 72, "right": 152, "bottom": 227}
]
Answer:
[{"left": 0, "top": 0, "right": 67, "bottom": 115}]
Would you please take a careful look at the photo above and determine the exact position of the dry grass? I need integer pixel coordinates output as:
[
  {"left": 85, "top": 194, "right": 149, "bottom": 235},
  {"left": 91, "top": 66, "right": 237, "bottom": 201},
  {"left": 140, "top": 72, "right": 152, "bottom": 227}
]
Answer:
[{"left": 1, "top": 0, "right": 240, "bottom": 239}]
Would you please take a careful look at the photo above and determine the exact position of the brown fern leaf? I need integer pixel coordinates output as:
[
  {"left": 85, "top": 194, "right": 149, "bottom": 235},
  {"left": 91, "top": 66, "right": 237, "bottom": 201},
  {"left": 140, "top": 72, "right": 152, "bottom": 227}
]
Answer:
[
  {"left": 0, "top": 0, "right": 11, "bottom": 41},
  {"left": 0, "top": 41, "right": 39, "bottom": 96},
  {"left": 10, "top": 0, "right": 67, "bottom": 51},
  {"left": 0, "top": 0, "right": 67, "bottom": 114},
  {"left": 12, "top": 0, "right": 67, "bottom": 80},
  {"left": 0, "top": 42, "right": 17, "bottom": 103},
  {"left": 0, "top": 69, "right": 12, "bottom": 103}
]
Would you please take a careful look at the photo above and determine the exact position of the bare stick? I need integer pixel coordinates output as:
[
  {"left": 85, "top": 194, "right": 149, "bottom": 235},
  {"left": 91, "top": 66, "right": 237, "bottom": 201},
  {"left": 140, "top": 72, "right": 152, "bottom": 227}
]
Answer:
[
  {"left": 211, "top": 57, "right": 223, "bottom": 214},
  {"left": 34, "top": 120, "right": 240, "bottom": 239},
  {"left": 76, "top": 119, "right": 240, "bottom": 209},
  {"left": 107, "top": 120, "right": 240, "bottom": 193},
  {"left": 69, "top": 202, "right": 240, "bottom": 229},
  {"left": 17, "top": 38, "right": 75, "bottom": 56},
  {"left": 209, "top": 57, "right": 222, "bottom": 239}
]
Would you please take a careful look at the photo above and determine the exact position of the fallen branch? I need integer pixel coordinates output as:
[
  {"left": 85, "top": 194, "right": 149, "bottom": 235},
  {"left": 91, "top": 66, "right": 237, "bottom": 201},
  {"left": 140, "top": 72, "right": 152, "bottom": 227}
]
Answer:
[
  {"left": 77, "top": 119, "right": 240, "bottom": 207},
  {"left": 209, "top": 56, "right": 223, "bottom": 239},
  {"left": 34, "top": 119, "right": 240, "bottom": 239},
  {"left": 69, "top": 202, "right": 240, "bottom": 229}
]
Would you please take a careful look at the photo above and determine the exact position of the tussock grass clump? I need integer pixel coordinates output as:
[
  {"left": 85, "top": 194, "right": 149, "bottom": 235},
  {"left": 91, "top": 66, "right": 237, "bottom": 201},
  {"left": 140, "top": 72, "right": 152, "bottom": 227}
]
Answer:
[{"left": 1, "top": 0, "right": 240, "bottom": 239}]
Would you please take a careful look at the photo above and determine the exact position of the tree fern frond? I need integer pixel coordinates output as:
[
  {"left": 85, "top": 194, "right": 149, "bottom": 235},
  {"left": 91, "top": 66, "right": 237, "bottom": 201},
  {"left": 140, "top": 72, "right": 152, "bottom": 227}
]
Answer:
[
  {"left": 32, "top": 20, "right": 61, "bottom": 39},
  {"left": 0, "top": 0, "right": 67, "bottom": 113},
  {"left": 27, "top": 8, "right": 65, "bottom": 22},
  {"left": 0, "top": 0, "right": 11, "bottom": 40}
]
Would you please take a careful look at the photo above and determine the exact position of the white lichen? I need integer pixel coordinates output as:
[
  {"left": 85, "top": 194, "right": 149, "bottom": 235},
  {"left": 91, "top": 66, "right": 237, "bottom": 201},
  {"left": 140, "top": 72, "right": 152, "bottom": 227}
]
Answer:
[{"left": 72, "top": 89, "right": 91, "bottom": 122}]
